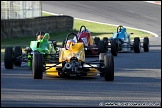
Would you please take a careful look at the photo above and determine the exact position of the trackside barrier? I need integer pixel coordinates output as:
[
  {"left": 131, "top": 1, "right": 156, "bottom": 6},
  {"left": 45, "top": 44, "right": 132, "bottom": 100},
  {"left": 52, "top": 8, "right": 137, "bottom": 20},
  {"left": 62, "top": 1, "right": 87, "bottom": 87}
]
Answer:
[{"left": 1, "top": 15, "right": 74, "bottom": 39}]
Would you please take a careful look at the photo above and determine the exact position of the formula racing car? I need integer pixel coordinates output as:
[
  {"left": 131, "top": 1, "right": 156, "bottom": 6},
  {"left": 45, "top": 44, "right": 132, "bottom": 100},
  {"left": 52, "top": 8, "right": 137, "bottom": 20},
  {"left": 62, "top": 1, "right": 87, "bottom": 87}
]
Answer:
[
  {"left": 106, "top": 25, "right": 149, "bottom": 56},
  {"left": 61, "top": 25, "right": 107, "bottom": 56},
  {"left": 4, "top": 31, "right": 58, "bottom": 69},
  {"left": 33, "top": 32, "right": 114, "bottom": 81}
]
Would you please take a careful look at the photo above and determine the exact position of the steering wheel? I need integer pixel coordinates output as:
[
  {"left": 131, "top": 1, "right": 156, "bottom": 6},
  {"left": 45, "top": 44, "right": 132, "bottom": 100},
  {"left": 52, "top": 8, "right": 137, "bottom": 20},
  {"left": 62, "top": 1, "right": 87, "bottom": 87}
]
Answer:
[
  {"left": 64, "top": 33, "right": 79, "bottom": 50},
  {"left": 79, "top": 25, "right": 86, "bottom": 32},
  {"left": 117, "top": 25, "right": 124, "bottom": 33}
]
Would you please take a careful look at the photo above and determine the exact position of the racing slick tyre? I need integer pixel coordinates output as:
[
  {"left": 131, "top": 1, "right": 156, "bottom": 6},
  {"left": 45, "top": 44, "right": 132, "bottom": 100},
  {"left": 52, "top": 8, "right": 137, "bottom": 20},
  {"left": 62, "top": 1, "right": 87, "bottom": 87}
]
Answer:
[
  {"left": 143, "top": 37, "right": 149, "bottom": 52},
  {"left": 133, "top": 37, "right": 141, "bottom": 53},
  {"left": 111, "top": 39, "right": 118, "bottom": 56},
  {"left": 98, "top": 40, "right": 107, "bottom": 53},
  {"left": 99, "top": 53, "right": 106, "bottom": 77},
  {"left": 4, "top": 47, "right": 13, "bottom": 69},
  {"left": 32, "top": 52, "right": 43, "bottom": 79},
  {"left": 103, "top": 37, "right": 108, "bottom": 46},
  {"left": 94, "top": 37, "right": 100, "bottom": 46},
  {"left": 14, "top": 46, "right": 22, "bottom": 66},
  {"left": 104, "top": 54, "right": 114, "bottom": 81}
]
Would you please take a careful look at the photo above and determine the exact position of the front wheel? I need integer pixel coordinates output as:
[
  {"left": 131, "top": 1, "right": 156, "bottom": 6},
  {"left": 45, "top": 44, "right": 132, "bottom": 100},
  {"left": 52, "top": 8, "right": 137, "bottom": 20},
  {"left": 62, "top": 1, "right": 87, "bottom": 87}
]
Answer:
[
  {"left": 104, "top": 54, "right": 114, "bottom": 81},
  {"left": 4, "top": 47, "right": 13, "bottom": 69},
  {"left": 32, "top": 52, "right": 43, "bottom": 79},
  {"left": 143, "top": 37, "right": 149, "bottom": 52},
  {"left": 111, "top": 39, "right": 118, "bottom": 56},
  {"left": 133, "top": 37, "right": 141, "bottom": 53}
]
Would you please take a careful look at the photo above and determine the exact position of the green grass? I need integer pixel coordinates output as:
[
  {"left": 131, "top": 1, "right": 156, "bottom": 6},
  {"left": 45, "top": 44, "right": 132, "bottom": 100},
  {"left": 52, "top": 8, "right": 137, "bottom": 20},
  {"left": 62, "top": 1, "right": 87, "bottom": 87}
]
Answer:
[{"left": 1, "top": 11, "right": 154, "bottom": 62}]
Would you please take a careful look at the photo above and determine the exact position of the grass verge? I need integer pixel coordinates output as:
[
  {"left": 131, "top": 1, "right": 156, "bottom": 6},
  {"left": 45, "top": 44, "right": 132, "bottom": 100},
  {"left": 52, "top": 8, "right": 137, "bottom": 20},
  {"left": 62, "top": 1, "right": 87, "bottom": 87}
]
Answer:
[{"left": 1, "top": 12, "right": 154, "bottom": 62}]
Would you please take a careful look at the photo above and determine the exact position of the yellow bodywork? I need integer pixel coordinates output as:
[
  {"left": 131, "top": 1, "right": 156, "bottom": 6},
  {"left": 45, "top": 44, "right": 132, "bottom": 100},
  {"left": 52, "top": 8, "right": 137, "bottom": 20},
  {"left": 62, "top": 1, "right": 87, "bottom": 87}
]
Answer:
[
  {"left": 46, "top": 64, "right": 61, "bottom": 77},
  {"left": 59, "top": 42, "right": 85, "bottom": 62},
  {"left": 46, "top": 42, "right": 98, "bottom": 77},
  {"left": 46, "top": 65, "right": 98, "bottom": 77}
]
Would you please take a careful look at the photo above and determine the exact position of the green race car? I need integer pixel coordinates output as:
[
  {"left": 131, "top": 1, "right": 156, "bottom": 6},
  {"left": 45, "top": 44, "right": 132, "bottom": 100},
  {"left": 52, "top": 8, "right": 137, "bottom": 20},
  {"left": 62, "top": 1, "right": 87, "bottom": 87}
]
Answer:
[{"left": 4, "top": 31, "right": 59, "bottom": 69}]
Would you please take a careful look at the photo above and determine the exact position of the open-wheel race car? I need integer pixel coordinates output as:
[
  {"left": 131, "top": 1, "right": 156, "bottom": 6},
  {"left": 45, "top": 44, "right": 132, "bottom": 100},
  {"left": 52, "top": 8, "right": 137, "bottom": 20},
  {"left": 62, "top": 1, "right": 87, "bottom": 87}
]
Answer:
[
  {"left": 77, "top": 25, "right": 108, "bottom": 56},
  {"left": 4, "top": 31, "right": 58, "bottom": 69},
  {"left": 33, "top": 32, "right": 114, "bottom": 81},
  {"left": 105, "top": 25, "right": 150, "bottom": 56},
  {"left": 61, "top": 25, "right": 107, "bottom": 56}
]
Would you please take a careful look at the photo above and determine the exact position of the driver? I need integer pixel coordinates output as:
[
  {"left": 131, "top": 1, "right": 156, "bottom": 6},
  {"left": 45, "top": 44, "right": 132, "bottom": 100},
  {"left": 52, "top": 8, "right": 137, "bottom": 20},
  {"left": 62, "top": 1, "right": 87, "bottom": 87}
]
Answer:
[
  {"left": 81, "top": 28, "right": 90, "bottom": 33},
  {"left": 66, "top": 39, "right": 76, "bottom": 49},
  {"left": 36, "top": 31, "right": 50, "bottom": 41},
  {"left": 36, "top": 31, "right": 45, "bottom": 40}
]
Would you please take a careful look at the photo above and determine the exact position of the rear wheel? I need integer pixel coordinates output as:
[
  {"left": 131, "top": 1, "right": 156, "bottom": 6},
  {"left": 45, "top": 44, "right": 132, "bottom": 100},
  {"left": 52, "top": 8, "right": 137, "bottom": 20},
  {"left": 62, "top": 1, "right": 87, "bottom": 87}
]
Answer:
[
  {"left": 4, "top": 47, "right": 13, "bottom": 69},
  {"left": 94, "top": 37, "right": 100, "bottom": 46},
  {"left": 143, "top": 37, "right": 149, "bottom": 52},
  {"left": 133, "top": 37, "right": 141, "bottom": 53},
  {"left": 111, "top": 39, "right": 118, "bottom": 56},
  {"left": 32, "top": 52, "right": 43, "bottom": 79},
  {"left": 98, "top": 40, "right": 107, "bottom": 53},
  {"left": 14, "top": 46, "right": 22, "bottom": 66},
  {"left": 104, "top": 54, "right": 114, "bottom": 81},
  {"left": 103, "top": 37, "right": 108, "bottom": 45}
]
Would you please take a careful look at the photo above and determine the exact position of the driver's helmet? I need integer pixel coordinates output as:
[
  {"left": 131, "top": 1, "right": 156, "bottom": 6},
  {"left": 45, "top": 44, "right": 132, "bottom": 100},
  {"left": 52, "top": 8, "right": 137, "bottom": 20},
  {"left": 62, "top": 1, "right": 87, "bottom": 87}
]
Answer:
[
  {"left": 36, "top": 31, "right": 45, "bottom": 40},
  {"left": 81, "top": 28, "right": 90, "bottom": 33},
  {"left": 66, "top": 39, "right": 76, "bottom": 49},
  {"left": 119, "top": 28, "right": 122, "bottom": 32}
]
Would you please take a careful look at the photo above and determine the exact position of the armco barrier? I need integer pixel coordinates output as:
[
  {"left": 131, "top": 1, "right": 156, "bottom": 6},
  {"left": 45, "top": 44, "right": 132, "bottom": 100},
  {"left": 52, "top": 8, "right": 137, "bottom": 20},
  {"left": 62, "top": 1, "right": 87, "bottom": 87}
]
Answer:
[{"left": 1, "top": 15, "right": 74, "bottom": 39}]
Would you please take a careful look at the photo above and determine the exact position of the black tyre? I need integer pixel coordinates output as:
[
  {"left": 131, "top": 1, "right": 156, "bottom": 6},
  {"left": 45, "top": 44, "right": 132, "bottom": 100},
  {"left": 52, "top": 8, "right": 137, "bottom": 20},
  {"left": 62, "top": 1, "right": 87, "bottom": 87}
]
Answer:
[
  {"left": 104, "top": 54, "right": 114, "bottom": 81},
  {"left": 143, "top": 37, "right": 149, "bottom": 52},
  {"left": 111, "top": 39, "right": 118, "bottom": 56},
  {"left": 14, "top": 46, "right": 22, "bottom": 66},
  {"left": 4, "top": 47, "right": 13, "bottom": 69},
  {"left": 99, "top": 53, "right": 105, "bottom": 77},
  {"left": 133, "top": 37, "right": 141, "bottom": 53},
  {"left": 94, "top": 37, "right": 100, "bottom": 46},
  {"left": 103, "top": 37, "right": 108, "bottom": 45},
  {"left": 32, "top": 52, "right": 43, "bottom": 79},
  {"left": 98, "top": 40, "right": 107, "bottom": 53}
]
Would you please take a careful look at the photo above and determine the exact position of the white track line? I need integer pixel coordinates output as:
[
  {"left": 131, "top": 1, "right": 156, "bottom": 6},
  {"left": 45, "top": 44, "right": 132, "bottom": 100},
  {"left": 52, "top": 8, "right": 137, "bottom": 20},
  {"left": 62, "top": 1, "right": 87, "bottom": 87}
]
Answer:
[
  {"left": 42, "top": 11, "right": 158, "bottom": 37},
  {"left": 143, "top": 1, "right": 161, "bottom": 5}
]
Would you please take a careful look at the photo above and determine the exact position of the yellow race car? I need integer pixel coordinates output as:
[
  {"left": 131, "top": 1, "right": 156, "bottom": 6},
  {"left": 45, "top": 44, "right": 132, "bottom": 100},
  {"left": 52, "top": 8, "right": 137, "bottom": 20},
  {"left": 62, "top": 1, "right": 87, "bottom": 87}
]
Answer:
[{"left": 32, "top": 33, "right": 114, "bottom": 81}]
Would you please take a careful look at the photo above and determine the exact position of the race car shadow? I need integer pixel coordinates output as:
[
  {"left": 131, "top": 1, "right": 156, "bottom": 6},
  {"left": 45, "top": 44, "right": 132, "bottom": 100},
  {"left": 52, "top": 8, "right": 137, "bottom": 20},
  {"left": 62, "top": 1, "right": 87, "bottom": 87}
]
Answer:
[{"left": 149, "top": 45, "right": 161, "bottom": 47}]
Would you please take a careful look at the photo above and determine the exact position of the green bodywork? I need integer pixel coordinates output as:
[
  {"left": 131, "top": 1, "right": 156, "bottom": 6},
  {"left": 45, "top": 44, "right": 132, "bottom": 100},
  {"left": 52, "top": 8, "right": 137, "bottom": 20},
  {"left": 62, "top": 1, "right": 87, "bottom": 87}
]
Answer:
[{"left": 27, "top": 33, "right": 56, "bottom": 66}]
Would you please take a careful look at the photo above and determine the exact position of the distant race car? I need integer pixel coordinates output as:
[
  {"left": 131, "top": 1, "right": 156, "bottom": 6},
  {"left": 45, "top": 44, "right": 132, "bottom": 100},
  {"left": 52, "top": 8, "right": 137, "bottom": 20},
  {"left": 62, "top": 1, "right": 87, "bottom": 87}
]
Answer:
[
  {"left": 4, "top": 32, "right": 58, "bottom": 69},
  {"left": 61, "top": 25, "right": 107, "bottom": 56},
  {"left": 106, "top": 25, "right": 149, "bottom": 56},
  {"left": 33, "top": 32, "right": 114, "bottom": 81}
]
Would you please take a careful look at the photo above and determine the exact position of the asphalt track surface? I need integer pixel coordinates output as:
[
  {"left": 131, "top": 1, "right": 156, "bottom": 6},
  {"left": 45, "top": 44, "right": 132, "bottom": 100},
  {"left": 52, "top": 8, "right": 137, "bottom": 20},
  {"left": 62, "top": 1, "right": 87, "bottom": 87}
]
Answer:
[{"left": 1, "top": 1, "right": 161, "bottom": 107}]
